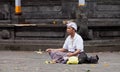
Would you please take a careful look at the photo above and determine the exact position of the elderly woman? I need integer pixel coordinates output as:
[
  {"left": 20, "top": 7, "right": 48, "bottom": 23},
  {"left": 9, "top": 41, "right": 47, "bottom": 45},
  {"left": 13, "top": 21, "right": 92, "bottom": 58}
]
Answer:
[{"left": 46, "top": 21, "right": 87, "bottom": 64}]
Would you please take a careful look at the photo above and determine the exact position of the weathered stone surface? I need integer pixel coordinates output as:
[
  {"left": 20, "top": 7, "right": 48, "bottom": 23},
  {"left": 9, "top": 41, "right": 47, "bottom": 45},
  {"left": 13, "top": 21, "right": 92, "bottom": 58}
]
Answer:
[
  {"left": 0, "top": 0, "right": 120, "bottom": 40},
  {"left": 0, "top": 51, "right": 120, "bottom": 72},
  {"left": 0, "top": 39, "right": 120, "bottom": 52}
]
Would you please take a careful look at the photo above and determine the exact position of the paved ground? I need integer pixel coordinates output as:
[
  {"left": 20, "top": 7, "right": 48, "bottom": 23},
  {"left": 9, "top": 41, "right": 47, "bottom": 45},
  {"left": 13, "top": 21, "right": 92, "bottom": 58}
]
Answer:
[{"left": 0, "top": 51, "right": 120, "bottom": 72}]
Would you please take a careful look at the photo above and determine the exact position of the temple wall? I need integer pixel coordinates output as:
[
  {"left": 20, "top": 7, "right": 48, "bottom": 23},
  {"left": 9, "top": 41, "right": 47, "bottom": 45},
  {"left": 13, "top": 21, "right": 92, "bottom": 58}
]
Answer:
[{"left": 0, "top": 0, "right": 120, "bottom": 40}]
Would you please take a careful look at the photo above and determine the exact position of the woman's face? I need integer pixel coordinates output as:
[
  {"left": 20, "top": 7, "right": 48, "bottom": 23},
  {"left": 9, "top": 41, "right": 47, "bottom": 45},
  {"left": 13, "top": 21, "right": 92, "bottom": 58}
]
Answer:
[{"left": 66, "top": 27, "right": 74, "bottom": 35}]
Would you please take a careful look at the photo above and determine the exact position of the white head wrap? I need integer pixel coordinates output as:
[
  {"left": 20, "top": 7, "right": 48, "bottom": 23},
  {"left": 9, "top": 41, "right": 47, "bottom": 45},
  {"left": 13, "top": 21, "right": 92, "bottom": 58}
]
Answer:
[{"left": 67, "top": 22, "right": 77, "bottom": 31}]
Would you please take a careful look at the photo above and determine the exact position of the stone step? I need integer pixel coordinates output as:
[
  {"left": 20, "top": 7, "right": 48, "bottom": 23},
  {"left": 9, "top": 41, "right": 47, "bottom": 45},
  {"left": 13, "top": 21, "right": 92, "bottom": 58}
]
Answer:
[
  {"left": 0, "top": 20, "right": 11, "bottom": 24},
  {"left": 0, "top": 39, "right": 120, "bottom": 52},
  {"left": 88, "top": 19, "right": 120, "bottom": 27},
  {"left": 84, "top": 39, "right": 120, "bottom": 52},
  {"left": 0, "top": 40, "right": 64, "bottom": 44}
]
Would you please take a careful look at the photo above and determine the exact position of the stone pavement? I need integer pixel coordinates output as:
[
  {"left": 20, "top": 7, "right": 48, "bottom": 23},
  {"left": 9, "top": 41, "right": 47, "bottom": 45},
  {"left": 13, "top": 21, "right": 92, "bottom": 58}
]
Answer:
[{"left": 0, "top": 51, "right": 120, "bottom": 72}]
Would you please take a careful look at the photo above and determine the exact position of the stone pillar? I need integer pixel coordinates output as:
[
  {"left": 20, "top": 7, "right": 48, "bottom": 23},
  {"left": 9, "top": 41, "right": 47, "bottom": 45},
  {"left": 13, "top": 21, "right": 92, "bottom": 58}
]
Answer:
[
  {"left": 13, "top": 15, "right": 25, "bottom": 24},
  {"left": 15, "top": 0, "right": 21, "bottom": 15},
  {"left": 13, "top": 0, "right": 25, "bottom": 24},
  {"left": 76, "top": 0, "right": 91, "bottom": 40}
]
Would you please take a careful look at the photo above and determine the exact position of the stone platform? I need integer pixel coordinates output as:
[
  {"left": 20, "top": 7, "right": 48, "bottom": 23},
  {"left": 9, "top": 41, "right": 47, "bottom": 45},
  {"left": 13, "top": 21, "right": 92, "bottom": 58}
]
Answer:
[{"left": 0, "top": 39, "right": 120, "bottom": 52}]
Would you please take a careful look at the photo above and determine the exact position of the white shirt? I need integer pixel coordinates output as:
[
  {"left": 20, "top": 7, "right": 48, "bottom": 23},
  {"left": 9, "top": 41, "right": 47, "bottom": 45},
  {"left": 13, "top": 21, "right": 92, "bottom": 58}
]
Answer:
[{"left": 63, "top": 33, "right": 84, "bottom": 52}]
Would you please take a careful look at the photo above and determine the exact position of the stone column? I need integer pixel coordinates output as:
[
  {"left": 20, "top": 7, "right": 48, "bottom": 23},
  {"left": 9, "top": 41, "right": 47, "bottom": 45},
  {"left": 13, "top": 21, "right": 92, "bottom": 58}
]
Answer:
[
  {"left": 76, "top": 0, "right": 91, "bottom": 40},
  {"left": 13, "top": 0, "right": 25, "bottom": 24}
]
